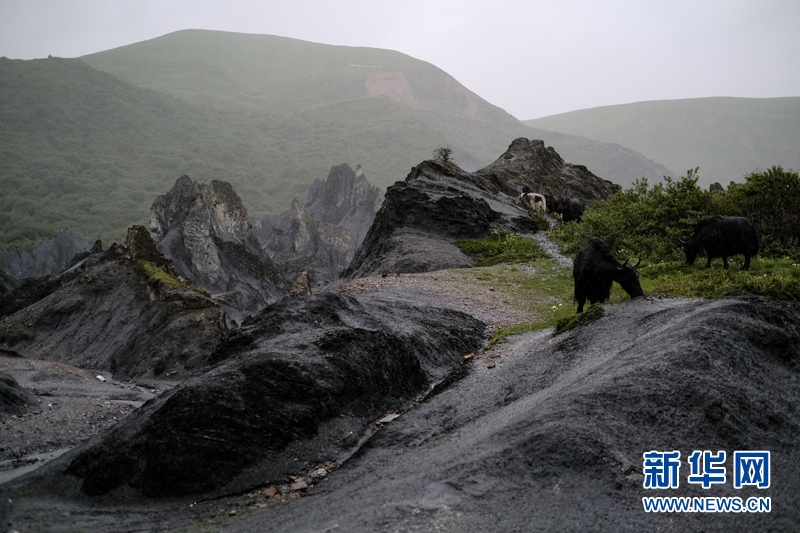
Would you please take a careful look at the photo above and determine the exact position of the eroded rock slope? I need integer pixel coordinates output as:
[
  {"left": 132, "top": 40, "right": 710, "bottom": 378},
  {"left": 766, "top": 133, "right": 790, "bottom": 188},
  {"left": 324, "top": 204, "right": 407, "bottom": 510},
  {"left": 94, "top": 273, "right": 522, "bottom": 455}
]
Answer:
[
  {"left": 0, "top": 229, "right": 93, "bottom": 295},
  {"left": 57, "top": 291, "right": 485, "bottom": 498},
  {"left": 251, "top": 163, "right": 383, "bottom": 289},
  {"left": 0, "top": 226, "right": 227, "bottom": 380}
]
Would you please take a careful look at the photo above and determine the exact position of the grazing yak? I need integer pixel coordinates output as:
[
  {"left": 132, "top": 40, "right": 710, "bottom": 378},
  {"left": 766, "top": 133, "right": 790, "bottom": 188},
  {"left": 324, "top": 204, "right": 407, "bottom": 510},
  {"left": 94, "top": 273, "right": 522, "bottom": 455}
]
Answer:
[
  {"left": 682, "top": 216, "right": 759, "bottom": 270},
  {"left": 519, "top": 186, "right": 547, "bottom": 213},
  {"left": 545, "top": 195, "right": 584, "bottom": 223},
  {"left": 573, "top": 237, "right": 644, "bottom": 313}
]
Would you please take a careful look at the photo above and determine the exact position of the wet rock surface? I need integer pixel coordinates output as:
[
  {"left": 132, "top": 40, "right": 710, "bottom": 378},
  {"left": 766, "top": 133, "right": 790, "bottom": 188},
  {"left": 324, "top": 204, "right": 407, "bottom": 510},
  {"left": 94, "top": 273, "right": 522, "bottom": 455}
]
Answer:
[
  {"left": 14, "top": 291, "right": 484, "bottom": 501},
  {"left": 0, "top": 357, "right": 159, "bottom": 486},
  {"left": 221, "top": 296, "right": 800, "bottom": 533},
  {"left": 2, "top": 294, "right": 798, "bottom": 532},
  {"left": 0, "top": 371, "right": 36, "bottom": 412}
]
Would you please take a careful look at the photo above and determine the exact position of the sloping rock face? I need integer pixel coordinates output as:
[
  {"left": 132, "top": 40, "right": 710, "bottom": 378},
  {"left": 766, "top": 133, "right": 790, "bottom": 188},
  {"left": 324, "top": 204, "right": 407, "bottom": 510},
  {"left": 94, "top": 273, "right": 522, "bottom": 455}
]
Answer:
[
  {"left": 0, "top": 229, "right": 92, "bottom": 283},
  {"left": 150, "top": 176, "right": 289, "bottom": 325},
  {"left": 217, "top": 296, "right": 800, "bottom": 533},
  {"left": 0, "top": 372, "right": 37, "bottom": 414},
  {"left": 0, "top": 270, "right": 16, "bottom": 299},
  {"left": 251, "top": 164, "right": 383, "bottom": 289},
  {"left": 344, "top": 138, "right": 618, "bottom": 278},
  {"left": 62, "top": 291, "right": 485, "bottom": 497},
  {"left": 0, "top": 226, "right": 227, "bottom": 380},
  {"left": 251, "top": 199, "right": 354, "bottom": 291},
  {"left": 304, "top": 164, "right": 384, "bottom": 249}
]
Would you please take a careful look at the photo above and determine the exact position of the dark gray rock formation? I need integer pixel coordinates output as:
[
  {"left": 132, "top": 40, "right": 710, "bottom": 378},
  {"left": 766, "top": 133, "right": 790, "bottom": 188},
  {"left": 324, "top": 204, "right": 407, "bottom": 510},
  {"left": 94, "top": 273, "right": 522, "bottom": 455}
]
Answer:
[
  {"left": 473, "top": 137, "right": 619, "bottom": 201},
  {"left": 62, "top": 291, "right": 485, "bottom": 497},
  {"left": 150, "top": 176, "right": 290, "bottom": 326},
  {"left": 304, "top": 164, "right": 384, "bottom": 249},
  {"left": 0, "top": 372, "right": 36, "bottom": 413},
  {"left": 0, "top": 226, "right": 228, "bottom": 380},
  {"left": 344, "top": 138, "right": 618, "bottom": 278},
  {"left": 0, "top": 270, "right": 15, "bottom": 300},
  {"left": 0, "top": 229, "right": 92, "bottom": 282},
  {"left": 251, "top": 164, "right": 383, "bottom": 290},
  {"left": 251, "top": 199, "right": 354, "bottom": 291}
]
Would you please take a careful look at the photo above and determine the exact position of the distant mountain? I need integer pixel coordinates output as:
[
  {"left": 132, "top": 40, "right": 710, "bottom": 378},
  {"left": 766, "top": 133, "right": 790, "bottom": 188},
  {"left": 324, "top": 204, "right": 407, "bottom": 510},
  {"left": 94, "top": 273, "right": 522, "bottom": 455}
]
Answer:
[
  {"left": 81, "top": 30, "right": 667, "bottom": 198},
  {"left": 0, "top": 30, "right": 667, "bottom": 248},
  {"left": 524, "top": 97, "right": 800, "bottom": 186}
]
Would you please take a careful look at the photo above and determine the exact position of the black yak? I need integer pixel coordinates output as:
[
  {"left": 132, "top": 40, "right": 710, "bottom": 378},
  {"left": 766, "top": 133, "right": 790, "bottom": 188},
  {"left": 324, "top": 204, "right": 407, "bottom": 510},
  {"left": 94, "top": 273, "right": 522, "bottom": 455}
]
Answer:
[
  {"left": 573, "top": 237, "right": 644, "bottom": 313},
  {"left": 682, "top": 216, "right": 759, "bottom": 270},
  {"left": 548, "top": 197, "right": 584, "bottom": 223}
]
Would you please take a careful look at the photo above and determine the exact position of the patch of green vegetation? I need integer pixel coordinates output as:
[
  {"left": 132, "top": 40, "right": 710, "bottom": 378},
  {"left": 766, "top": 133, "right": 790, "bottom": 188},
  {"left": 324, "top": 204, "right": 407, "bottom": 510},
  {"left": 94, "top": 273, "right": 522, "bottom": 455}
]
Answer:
[
  {"left": 136, "top": 261, "right": 216, "bottom": 298},
  {"left": 640, "top": 258, "right": 800, "bottom": 301},
  {"left": 554, "top": 303, "right": 605, "bottom": 335},
  {"left": 455, "top": 232, "right": 549, "bottom": 267},
  {"left": 550, "top": 170, "right": 711, "bottom": 262},
  {"left": 136, "top": 260, "right": 186, "bottom": 291},
  {"left": 12, "top": 488, "right": 33, "bottom": 499},
  {"left": 448, "top": 259, "right": 575, "bottom": 346},
  {"left": 477, "top": 248, "right": 800, "bottom": 346},
  {"left": 551, "top": 166, "right": 800, "bottom": 264}
]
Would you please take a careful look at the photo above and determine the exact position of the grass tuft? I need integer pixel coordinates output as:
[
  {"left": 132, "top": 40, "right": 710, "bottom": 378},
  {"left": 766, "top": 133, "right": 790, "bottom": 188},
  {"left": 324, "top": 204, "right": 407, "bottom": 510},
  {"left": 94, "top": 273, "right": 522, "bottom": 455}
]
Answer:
[
  {"left": 640, "top": 257, "right": 800, "bottom": 301},
  {"left": 554, "top": 304, "right": 605, "bottom": 335},
  {"left": 136, "top": 260, "right": 184, "bottom": 289},
  {"left": 455, "top": 233, "right": 548, "bottom": 267}
]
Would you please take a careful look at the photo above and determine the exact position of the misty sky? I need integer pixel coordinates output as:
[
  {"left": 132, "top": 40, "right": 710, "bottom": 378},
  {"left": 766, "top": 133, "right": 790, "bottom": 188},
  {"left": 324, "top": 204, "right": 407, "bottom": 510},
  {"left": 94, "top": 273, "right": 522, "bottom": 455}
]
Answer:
[{"left": 1, "top": 0, "right": 798, "bottom": 119}]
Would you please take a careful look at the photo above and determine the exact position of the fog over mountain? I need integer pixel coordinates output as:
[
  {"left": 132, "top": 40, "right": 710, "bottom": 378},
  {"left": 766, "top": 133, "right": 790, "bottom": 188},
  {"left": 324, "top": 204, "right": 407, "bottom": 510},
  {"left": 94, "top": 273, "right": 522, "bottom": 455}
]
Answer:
[{"left": 1, "top": 1, "right": 798, "bottom": 120}]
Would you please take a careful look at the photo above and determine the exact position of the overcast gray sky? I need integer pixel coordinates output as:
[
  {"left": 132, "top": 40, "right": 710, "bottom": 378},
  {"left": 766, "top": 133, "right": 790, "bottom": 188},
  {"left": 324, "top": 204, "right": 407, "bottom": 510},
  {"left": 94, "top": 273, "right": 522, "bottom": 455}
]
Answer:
[{"left": 1, "top": 0, "right": 798, "bottom": 119}]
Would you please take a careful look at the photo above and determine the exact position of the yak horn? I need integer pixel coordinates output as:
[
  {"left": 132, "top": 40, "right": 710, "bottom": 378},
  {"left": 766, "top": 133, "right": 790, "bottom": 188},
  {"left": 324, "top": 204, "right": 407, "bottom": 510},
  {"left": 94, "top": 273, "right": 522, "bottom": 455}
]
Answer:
[
  {"left": 678, "top": 238, "right": 687, "bottom": 245},
  {"left": 634, "top": 258, "right": 641, "bottom": 268},
  {"left": 622, "top": 258, "right": 629, "bottom": 266}
]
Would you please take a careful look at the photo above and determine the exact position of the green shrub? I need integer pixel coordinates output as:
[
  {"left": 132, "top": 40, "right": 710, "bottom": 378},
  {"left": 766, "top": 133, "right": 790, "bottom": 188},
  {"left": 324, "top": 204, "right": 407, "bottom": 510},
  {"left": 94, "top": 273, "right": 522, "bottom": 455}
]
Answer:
[
  {"left": 726, "top": 166, "right": 800, "bottom": 248},
  {"left": 550, "top": 169, "right": 711, "bottom": 262}
]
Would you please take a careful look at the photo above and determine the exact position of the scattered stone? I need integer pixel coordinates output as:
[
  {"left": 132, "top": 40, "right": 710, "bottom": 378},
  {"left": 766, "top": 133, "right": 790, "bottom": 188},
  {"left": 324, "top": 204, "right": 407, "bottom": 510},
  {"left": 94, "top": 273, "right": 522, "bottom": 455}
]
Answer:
[
  {"left": 311, "top": 468, "right": 328, "bottom": 482},
  {"left": 377, "top": 413, "right": 400, "bottom": 425},
  {"left": 290, "top": 478, "right": 308, "bottom": 491}
]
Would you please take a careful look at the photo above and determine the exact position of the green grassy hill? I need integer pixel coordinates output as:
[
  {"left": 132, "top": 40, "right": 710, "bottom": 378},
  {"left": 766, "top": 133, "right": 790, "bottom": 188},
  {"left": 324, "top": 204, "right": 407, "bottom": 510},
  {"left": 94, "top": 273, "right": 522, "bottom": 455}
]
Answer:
[
  {"left": 0, "top": 30, "right": 673, "bottom": 249},
  {"left": 0, "top": 56, "right": 316, "bottom": 246},
  {"left": 524, "top": 97, "right": 800, "bottom": 187}
]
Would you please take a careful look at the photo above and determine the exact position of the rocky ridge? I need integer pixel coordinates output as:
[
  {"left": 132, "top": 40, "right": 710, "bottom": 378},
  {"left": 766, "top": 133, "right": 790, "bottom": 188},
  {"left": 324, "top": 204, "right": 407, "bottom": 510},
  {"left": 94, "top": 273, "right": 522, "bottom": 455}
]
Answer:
[
  {"left": 0, "top": 225, "right": 227, "bottom": 380},
  {"left": 150, "top": 176, "right": 290, "bottom": 326},
  {"left": 344, "top": 138, "right": 617, "bottom": 278},
  {"left": 3, "top": 139, "right": 798, "bottom": 532},
  {"left": 0, "top": 229, "right": 93, "bottom": 295},
  {"left": 251, "top": 163, "right": 383, "bottom": 290},
  {"left": 304, "top": 164, "right": 384, "bottom": 249}
]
